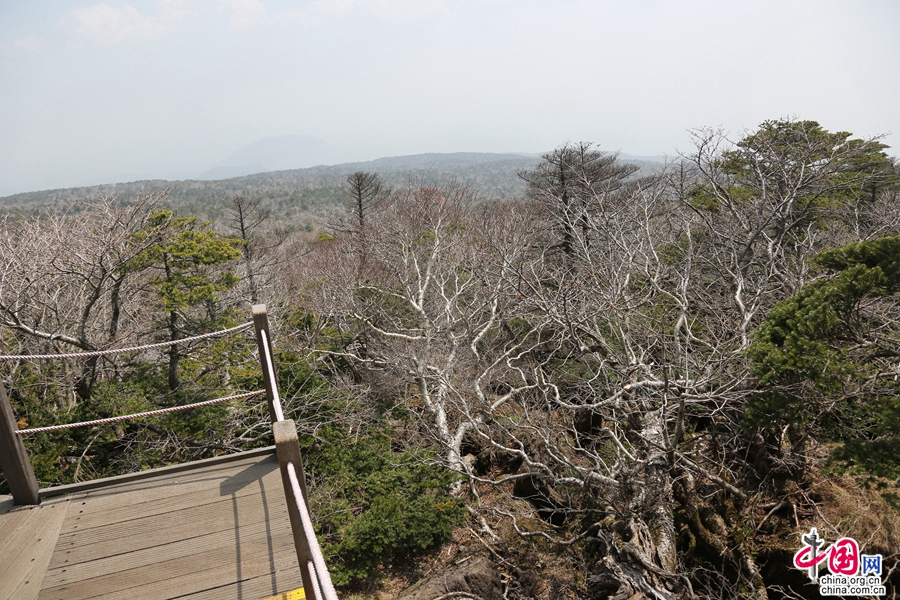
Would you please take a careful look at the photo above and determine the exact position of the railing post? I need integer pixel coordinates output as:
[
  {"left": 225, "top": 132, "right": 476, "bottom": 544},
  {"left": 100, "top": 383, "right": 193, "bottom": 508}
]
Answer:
[
  {"left": 252, "top": 304, "right": 282, "bottom": 423},
  {"left": 274, "top": 419, "right": 317, "bottom": 599},
  {"left": 256, "top": 305, "right": 338, "bottom": 598},
  {"left": 0, "top": 380, "right": 40, "bottom": 505}
]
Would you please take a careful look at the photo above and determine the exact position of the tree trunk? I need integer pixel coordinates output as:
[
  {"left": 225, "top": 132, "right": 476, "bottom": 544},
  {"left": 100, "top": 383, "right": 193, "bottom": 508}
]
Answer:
[{"left": 167, "top": 310, "right": 180, "bottom": 392}]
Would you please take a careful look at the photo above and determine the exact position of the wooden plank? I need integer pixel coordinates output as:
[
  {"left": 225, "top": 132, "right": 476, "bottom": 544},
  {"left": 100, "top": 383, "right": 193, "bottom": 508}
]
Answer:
[
  {"left": 73, "top": 451, "right": 277, "bottom": 500},
  {"left": 0, "top": 497, "right": 69, "bottom": 566},
  {"left": 30, "top": 452, "right": 300, "bottom": 599},
  {"left": 0, "top": 440, "right": 321, "bottom": 599},
  {"left": 56, "top": 454, "right": 279, "bottom": 532},
  {"left": 39, "top": 446, "right": 275, "bottom": 499},
  {"left": 50, "top": 485, "right": 289, "bottom": 569},
  {"left": 183, "top": 573, "right": 306, "bottom": 600},
  {"left": 42, "top": 463, "right": 273, "bottom": 525},
  {"left": 84, "top": 548, "right": 300, "bottom": 600},
  {"left": 51, "top": 501, "right": 288, "bottom": 571},
  {"left": 52, "top": 479, "right": 286, "bottom": 554},
  {"left": 0, "top": 495, "right": 14, "bottom": 515},
  {"left": 58, "top": 456, "right": 276, "bottom": 514},
  {"left": 39, "top": 519, "right": 300, "bottom": 599},
  {"left": 87, "top": 556, "right": 305, "bottom": 600},
  {"left": 252, "top": 585, "right": 307, "bottom": 600},
  {"left": 0, "top": 381, "right": 40, "bottom": 505},
  {"left": 0, "top": 505, "right": 37, "bottom": 547},
  {"left": 42, "top": 516, "right": 290, "bottom": 589},
  {"left": 0, "top": 500, "right": 68, "bottom": 600}
]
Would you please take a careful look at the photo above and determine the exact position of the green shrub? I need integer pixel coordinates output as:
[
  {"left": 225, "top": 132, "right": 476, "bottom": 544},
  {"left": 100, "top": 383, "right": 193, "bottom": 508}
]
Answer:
[{"left": 305, "top": 428, "right": 464, "bottom": 587}]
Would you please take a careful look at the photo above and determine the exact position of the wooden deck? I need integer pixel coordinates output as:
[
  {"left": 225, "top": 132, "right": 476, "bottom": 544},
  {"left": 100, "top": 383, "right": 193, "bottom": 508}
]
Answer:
[{"left": 0, "top": 449, "right": 307, "bottom": 600}]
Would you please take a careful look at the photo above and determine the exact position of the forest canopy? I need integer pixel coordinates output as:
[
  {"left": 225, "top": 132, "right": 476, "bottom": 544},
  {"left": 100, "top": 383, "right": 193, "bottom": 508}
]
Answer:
[{"left": 1, "top": 119, "right": 898, "bottom": 599}]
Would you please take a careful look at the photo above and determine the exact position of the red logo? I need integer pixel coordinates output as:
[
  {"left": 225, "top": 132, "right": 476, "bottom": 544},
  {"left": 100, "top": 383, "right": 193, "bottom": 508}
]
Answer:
[
  {"left": 793, "top": 529, "right": 862, "bottom": 581},
  {"left": 828, "top": 538, "right": 860, "bottom": 575}
]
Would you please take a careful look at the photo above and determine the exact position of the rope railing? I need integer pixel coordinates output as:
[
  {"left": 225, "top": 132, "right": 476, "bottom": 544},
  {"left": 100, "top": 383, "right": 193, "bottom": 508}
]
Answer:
[
  {"left": 14, "top": 390, "right": 266, "bottom": 435},
  {"left": 2, "top": 303, "right": 340, "bottom": 597},
  {"left": 308, "top": 562, "right": 326, "bottom": 600},
  {"left": 0, "top": 317, "right": 264, "bottom": 506},
  {"left": 260, "top": 328, "right": 285, "bottom": 422},
  {"left": 253, "top": 305, "right": 339, "bottom": 598},
  {"left": 0, "top": 321, "right": 254, "bottom": 361},
  {"left": 287, "top": 460, "right": 339, "bottom": 600}
]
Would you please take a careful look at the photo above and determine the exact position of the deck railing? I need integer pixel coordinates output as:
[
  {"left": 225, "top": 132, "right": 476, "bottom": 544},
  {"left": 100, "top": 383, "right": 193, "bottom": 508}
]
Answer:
[
  {"left": 0, "top": 321, "right": 260, "bottom": 505},
  {"left": 0, "top": 304, "right": 338, "bottom": 600},
  {"left": 0, "top": 379, "right": 40, "bottom": 504},
  {"left": 253, "top": 305, "right": 339, "bottom": 600}
]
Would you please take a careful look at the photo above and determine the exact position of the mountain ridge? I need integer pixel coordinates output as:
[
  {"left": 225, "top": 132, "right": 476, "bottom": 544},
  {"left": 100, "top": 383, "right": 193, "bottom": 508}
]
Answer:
[
  {"left": 0, "top": 152, "right": 542, "bottom": 206},
  {"left": 0, "top": 150, "right": 666, "bottom": 207},
  {"left": 0, "top": 151, "right": 666, "bottom": 230}
]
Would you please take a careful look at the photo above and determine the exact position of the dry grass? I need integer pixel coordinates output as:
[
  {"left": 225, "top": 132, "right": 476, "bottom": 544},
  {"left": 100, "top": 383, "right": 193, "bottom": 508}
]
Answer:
[{"left": 808, "top": 473, "right": 900, "bottom": 557}]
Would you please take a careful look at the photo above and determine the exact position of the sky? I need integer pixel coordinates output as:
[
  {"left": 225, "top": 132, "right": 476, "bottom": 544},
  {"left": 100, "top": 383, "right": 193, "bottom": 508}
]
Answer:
[{"left": 1, "top": 0, "right": 898, "bottom": 195}]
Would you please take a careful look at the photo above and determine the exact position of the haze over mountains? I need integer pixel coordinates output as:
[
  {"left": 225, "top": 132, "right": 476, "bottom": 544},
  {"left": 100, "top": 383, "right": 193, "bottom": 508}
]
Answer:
[
  {"left": 199, "top": 135, "right": 666, "bottom": 181},
  {"left": 1, "top": 152, "right": 536, "bottom": 209},
  {"left": 200, "top": 135, "right": 347, "bottom": 180},
  {"left": 1, "top": 133, "right": 668, "bottom": 201},
  {"left": 0, "top": 135, "right": 666, "bottom": 222},
  {"left": 0, "top": 137, "right": 668, "bottom": 238}
]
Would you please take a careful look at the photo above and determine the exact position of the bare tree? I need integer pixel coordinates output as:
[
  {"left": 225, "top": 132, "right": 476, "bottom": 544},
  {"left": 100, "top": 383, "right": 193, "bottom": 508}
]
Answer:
[
  {"left": 331, "top": 171, "right": 389, "bottom": 233},
  {"left": 503, "top": 170, "right": 725, "bottom": 598},
  {"left": 68, "top": 122, "right": 883, "bottom": 599},
  {"left": 223, "top": 196, "right": 289, "bottom": 304},
  {"left": 684, "top": 119, "right": 892, "bottom": 346},
  {"left": 301, "top": 182, "right": 548, "bottom": 477},
  {"left": 0, "top": 195, "right": 292, "bottom": 482},
  {"left": 0, "top": 193, "right": 167, "bottom": 403},
  {"left": 301, "top": 172, "right": 750, "bottom": 597}
]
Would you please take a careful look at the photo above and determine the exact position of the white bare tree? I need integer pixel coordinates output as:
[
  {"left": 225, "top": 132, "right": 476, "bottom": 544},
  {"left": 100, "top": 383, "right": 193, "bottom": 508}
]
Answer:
[
  {"left": 300, "top": 182, "right": 549, "bottom": 477},
  {"left": 684, "top": 120, "right": 893, "bottom": 346},
  {"left": 0, "top": 194, "right": 166, "bottom": 403}
]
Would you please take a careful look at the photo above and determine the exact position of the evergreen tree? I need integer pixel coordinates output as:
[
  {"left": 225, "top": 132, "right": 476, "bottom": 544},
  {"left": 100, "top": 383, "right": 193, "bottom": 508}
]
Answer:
[
  {"left": 519, "top": 142, "right": 638, "bottom": 258},
  {"left": 747, "top": 237, "right": 900, "bottom": 476},
  {"left": 128, "top": 210, "right": 243, "bottom": 391}
]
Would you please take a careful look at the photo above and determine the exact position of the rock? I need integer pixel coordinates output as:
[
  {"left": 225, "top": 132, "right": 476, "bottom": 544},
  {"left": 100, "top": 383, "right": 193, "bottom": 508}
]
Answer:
[
  {"left": 514, "top": 567, "right": 543, "bottom": 598},
  {"left": 396, "top": 556, "right": 502, "bottom": 600}
]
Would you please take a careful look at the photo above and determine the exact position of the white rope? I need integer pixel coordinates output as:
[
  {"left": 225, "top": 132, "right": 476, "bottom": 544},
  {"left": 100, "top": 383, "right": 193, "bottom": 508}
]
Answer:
[
  {"left": 287, "top": 461, "right": 339, "bottom": 600},
  {"left": 15, "top": 390, "right": 266, "bottom": 435},
  {"left": 307, "top": 561, "right": 325, "bottom": 600},
  {"left": 260, "top": 329, "right": 284, "bottom": 422},
  {"left": 0, "top": 322, "right": 254, "bottom": 361}
]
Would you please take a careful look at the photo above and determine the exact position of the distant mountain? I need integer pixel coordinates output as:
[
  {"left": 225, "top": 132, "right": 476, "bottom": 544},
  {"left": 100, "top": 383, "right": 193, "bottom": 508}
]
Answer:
[
  {"left": 618, "top": 152, "right": 670, "bottom": 164},
  {"left": 1, "top": 152, "right": 536, "bottom": 206},
  {"left": 200, "top": 135, "right": 343, "bottom": 179},
  {"left": 201, "top": 163, "right": 271, "bottom": 180},
  {"left": 0, "top": 151, "right": 665, "bottom": 227}
]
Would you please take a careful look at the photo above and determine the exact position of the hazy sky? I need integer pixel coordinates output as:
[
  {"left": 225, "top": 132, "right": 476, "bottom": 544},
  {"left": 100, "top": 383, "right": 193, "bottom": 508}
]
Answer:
[{"left": 1, "top": 0, "right": 898, "bottom": 195}]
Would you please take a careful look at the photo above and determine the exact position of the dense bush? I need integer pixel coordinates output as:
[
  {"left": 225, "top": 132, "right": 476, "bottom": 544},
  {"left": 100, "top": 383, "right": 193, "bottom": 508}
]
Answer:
[{"left": 305, "top": 427, "right": 464, "bottom": 587}]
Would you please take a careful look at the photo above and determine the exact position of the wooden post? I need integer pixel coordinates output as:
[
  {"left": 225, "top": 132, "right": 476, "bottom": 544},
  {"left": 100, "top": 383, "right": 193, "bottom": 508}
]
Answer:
[
  {"left": 252, "top": 304, "right": 282, "bottom": 423},
  {"left": 0, "top": 381, "right": 40, "bottom": 505},
  {"left": 274, "top": 419, "right": 316, "bottom": 599}
]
